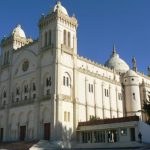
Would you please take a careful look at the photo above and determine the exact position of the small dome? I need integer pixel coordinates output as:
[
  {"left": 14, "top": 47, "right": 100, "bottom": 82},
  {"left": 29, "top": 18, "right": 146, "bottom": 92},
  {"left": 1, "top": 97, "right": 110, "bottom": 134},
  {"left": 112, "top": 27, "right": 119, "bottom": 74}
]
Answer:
[
  {"left": 12, "top": 24, "right": 26, "bottom": 38},
  {"left": 49, "top": 1, "right": 68, "bottom": 16},
  {"left": 105, "top": 46, "right": 129, "bottom": 73},
  {"left": 124, "top": 70, "right": 138, "bottom": 78}
]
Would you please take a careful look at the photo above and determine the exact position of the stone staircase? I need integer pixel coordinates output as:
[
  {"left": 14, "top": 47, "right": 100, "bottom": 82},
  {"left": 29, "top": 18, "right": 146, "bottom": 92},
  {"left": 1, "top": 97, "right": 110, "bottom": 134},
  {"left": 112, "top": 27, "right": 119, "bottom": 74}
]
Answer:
[
  {"left": 29, "top": 140, "right": 61, "bottom": 150},
  {"left": 0, "top": 141, "right": 37, "bottom": 150}
]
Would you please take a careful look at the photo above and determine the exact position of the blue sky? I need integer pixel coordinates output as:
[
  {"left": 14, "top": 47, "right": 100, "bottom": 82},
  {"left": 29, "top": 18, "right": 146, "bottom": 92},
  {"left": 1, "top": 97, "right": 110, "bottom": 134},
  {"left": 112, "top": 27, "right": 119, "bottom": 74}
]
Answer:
[{"left": 0, "top": 0, "right": 150, "bottom": 74}]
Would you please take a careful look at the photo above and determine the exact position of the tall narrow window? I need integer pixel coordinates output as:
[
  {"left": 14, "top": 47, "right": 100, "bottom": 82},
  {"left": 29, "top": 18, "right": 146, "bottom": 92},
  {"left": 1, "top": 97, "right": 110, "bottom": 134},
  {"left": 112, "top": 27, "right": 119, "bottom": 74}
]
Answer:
[
  {"left": 64, "top": 111, "right": 67, "bottom": 121},
  {"left": 104, "top": 89, "right": 109, "bottom": 97},
  {"left": 6, "top": 51, "right": 9, "bottom": 64},
  {"left": 89, "top": 84, "right": 94, "bottom": 93},
  {"left": 63, "top": 73, "right": 71, "bottom": 87},
  {"left": 68, "top": 112, "right": 70, "bottom": 122},
  {"left": 4, "top": 52, "right": 6, "bottom": 65},
  {"left": 46, "top": 77, "right": 51, "bottom": 87},
  {"left": 49, "top": 30, "right": 51, "bottom": 45},
  {"left": 91, "top": 85, "right": 93, "bottom": 93},
  {"left": 44, "top": 32, "right": 47, "bottom": 46},
  {"left": 66, "top": 77, "right": 69, "bottom": 86},
  {"left": 107, "top": 90, "right": 109, "bottom": 97},
  {"left": 3, "top": 91, "right": 6, "bottom": 98},
  {"left": 133, "top": 93, "right": 135, "bottom": 100},
  {"left": 89, "top": 84, "right": 91, "bottom": 92},
  {"left": 63, "top": 76, "right": 65, "bottom": 86},
  {"left": 68, "top": 32, "right": 70, "bottom": 47},
  {"left": 64, "top": 30, "right": 66, "bottom": 45},
  {"left": 24, "top": 85, "right": 28, "bottom": 93},
  {"left": 33, "top": 83, "right": 36, "bottom": 91},
  {"left": 16, "top": 87, "right": 20, "bottom": 95}
]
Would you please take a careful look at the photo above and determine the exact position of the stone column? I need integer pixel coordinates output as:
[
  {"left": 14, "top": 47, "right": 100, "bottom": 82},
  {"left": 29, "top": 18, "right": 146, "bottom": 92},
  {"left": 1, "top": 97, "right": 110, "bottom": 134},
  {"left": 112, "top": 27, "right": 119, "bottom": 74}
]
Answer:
[
  {"left": 116, "top": 87, "right": 119, "bottom": 117},
  {"left": 109, "top": 85, "right": 112, "bottom": 118},
  {"left": 101, "top": 82, "right": 104, "bottom": 119},
  {"left": 18, "top": 122, "right": 20, "bottom": 141},
  {"left": 51, "top": 24, "right": 63, "bottom": 141},
  {"left": 3, "top": 106, "right": 9, "bottom": 141},
  {"left": 85, "top": 78, "right": 88, "bottom": 121},
  {"left": 72, "top": 57, "right": 79, "bottom": 141},
  {"left": 34, "top": 101, "right": 40, "bottom": 140},
  {"left": 94, "top": 80, "right": 97, "bottom": 117},
  {"left": 34, "top": 51, "right": 42, "bottom": 140}
]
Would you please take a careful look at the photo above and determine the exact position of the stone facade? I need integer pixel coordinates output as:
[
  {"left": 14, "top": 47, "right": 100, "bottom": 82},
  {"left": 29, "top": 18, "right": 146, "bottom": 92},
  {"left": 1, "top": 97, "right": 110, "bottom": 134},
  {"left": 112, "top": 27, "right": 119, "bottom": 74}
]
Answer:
[{"left": 0, "top": 1, "right": 150, "bottom": 143}]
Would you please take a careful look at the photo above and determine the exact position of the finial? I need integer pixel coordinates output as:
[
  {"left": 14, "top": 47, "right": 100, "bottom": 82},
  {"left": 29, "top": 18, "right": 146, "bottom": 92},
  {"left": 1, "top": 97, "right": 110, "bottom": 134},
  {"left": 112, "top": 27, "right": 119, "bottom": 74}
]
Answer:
[
  {"left": 72, "top": 13, "right": 76, "bottom": 18},
  {"left": 148, "top": 66, "right": 150, "bottom": 76},
  {"left": 56, "top": 0, "right": 61, "bottom": 5},
  {"left": 132, "top": 57, "right": 137, "bottom": 72},
  {"left": 41, "top": 13, "right": 45, "bottom": 18},
  {"left": 17, "top": 24, "right": 21, "bottom": 28},
  {"left": 112, "top": 44, "right": 117, "bottom": 55}
]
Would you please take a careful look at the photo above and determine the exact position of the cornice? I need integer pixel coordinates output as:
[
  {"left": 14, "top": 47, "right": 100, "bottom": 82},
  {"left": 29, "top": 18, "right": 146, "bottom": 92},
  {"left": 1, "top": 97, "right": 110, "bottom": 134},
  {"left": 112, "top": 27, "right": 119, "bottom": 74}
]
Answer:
[
  {"left": 77, "top": 55, "right": 119, "bottom": 75},
  {"left": 137, "top": 71, "right": 150, "bottom": 81},
  {"left": 13, "top": 40, "right": 38, "bottom": 53},
  {"left": 77, "top": 67, "right": 121, "bottom": 86},
  {"left": 141, "top": 82, "right": 150, "bottom": 88},
  {"left": 1, "top": 35, "right": 33, "bottom": 48},
  {"left": 39, "top": 11, "right": 78, "bottom": 30}
]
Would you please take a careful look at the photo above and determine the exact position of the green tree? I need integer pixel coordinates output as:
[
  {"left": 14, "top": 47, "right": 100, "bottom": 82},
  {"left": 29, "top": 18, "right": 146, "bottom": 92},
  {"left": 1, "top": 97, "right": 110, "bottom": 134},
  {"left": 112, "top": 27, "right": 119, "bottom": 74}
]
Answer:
[{"left": 89, "top": 115, "right": 100, "bottom": 121}]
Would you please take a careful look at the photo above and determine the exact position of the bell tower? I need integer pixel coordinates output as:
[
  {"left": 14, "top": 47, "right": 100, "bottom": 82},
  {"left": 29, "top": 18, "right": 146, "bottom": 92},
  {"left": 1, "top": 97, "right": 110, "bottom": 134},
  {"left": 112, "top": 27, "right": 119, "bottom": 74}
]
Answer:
[
  {"left": 38, "top": 1, "right": 78, "bottom": 142},
  {"left": 38, "top": 1, "right": 78, "bottom": 55},
  {"left": 0, "top": 25, "right": 32, "bottom": 66}
]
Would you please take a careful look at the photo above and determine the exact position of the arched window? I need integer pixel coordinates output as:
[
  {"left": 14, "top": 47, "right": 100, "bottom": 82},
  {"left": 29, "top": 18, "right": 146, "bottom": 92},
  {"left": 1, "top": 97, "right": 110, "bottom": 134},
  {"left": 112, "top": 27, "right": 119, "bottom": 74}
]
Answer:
[
  {"left": 66, "top": 77, "right": 69, "bottom": 86},
  {"left": 49, "top": 30, "right": 52, "bottom": 45},
  {"left": 32, "top": 82, "right": 36, "bottom": 91},
  {"left": 64, "top": 111, "right": 67, "bottom": 121},
  {"left": 63, "top": 30, "right": 66, "bottom": 45},
  {"left": 68, "top": 32, "right": 70, "bottom": 47},
  {"left": 30, "top": 81, "right": 36, "bottom": 100},
  {"left": 88, "top": 84, "right": 94, "bottom": 93},
  {"left": 24, "top": 84, "right": 28, "bottom": 93},
  {"left": 46, "top": 77, "right": 51, "bottom": 87},
  {"left": 44, "top": 32, "right": 47, "bottom": 46},
  {"left": 63, "top": 73, "right": 71, "bottom": 87},
  {"left": 63, "top": 76, "right": 65, "bottom": 86},
  {"left": 44, "top": 74, "right": 52, "bottom": 96},
  {"left": 3, "top": 91, "right": 6, "bottom": 98},
  {"left": 16, "top": 87, "right": 20, "bottom": 95},
  {"left": 4, "top": 52, "right": 6, "bottom": 65},
  {"left": 7, "top": 51, "right": 9, "bottom": 63}
]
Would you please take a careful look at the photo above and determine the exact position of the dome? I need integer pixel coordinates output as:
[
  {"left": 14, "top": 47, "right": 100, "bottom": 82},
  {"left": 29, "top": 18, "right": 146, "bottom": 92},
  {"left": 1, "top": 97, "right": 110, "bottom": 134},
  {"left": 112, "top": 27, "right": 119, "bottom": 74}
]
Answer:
[
  {"left": 105, "top": 46, "right": 129, "bottom": 73},
  {"left": 12, "top": 24, "right": 26, "bottom": 38},
  {"left": 124, "top": 70, "right": 138, "bottom": 78},
  {"left": 49, "top": 1, "right": 68, "bottom": 16}
]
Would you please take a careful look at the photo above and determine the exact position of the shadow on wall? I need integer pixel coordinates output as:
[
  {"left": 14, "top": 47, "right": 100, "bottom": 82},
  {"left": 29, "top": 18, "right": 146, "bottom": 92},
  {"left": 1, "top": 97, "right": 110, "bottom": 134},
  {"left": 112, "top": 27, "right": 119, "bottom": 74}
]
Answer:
[{"left": 53, "top": 121, "right": 74, "bottom": 148}]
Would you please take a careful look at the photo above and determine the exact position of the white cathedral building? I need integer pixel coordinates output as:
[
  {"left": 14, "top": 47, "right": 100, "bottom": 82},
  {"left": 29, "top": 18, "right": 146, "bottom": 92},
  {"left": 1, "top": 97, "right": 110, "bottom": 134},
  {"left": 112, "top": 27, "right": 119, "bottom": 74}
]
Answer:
[{"left": 0, "top": 1, "right": 150, "bottom": 146}]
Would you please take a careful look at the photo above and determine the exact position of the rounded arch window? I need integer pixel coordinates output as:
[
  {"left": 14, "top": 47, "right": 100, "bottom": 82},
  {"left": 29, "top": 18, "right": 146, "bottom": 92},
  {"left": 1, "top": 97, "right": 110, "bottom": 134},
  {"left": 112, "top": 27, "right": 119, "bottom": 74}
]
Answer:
[
  {"left": 3, "top": 90, "right": 7, "bottom": 98},
  {"left": 63, "top": 72, "right": 71, "bottom": 87},
  {"left": 23, "top": 83, "right": 29, "bottom": 94}
]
